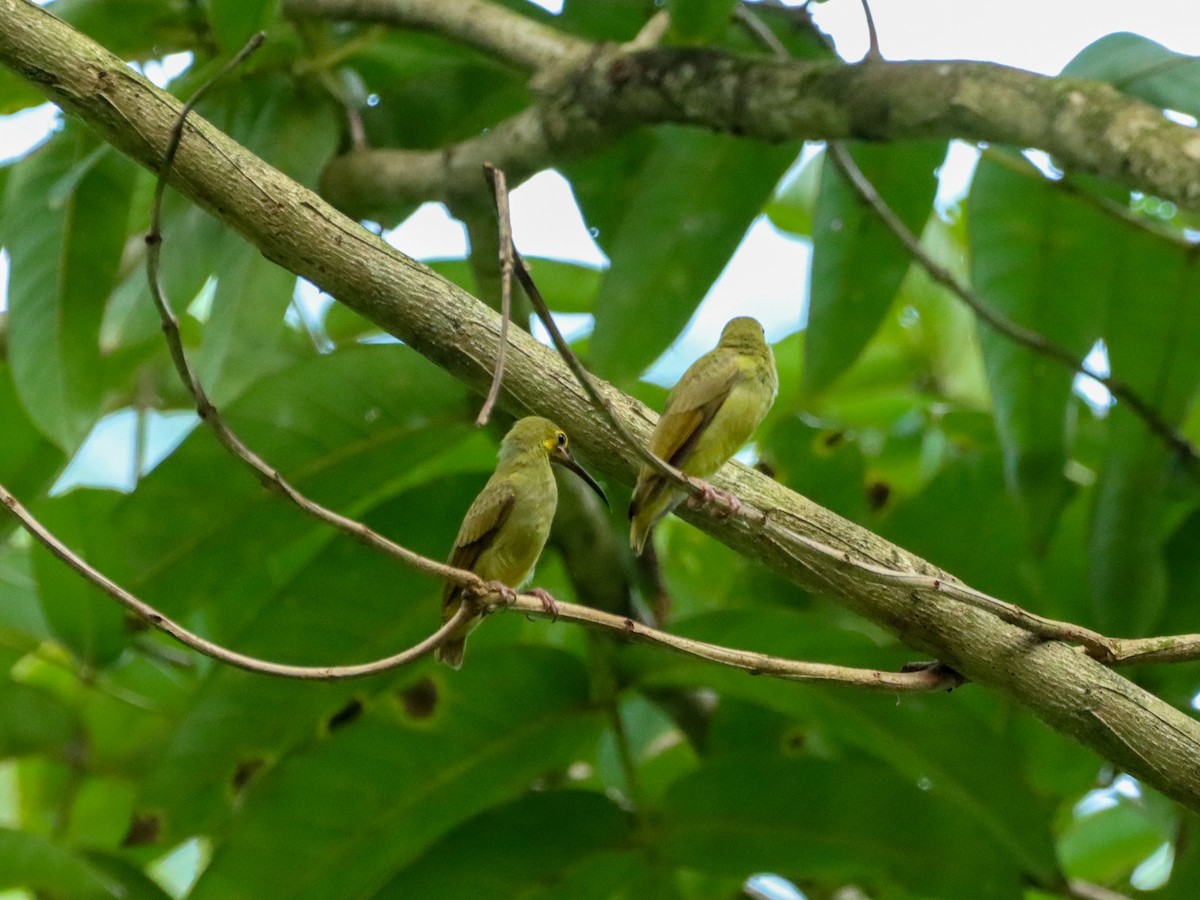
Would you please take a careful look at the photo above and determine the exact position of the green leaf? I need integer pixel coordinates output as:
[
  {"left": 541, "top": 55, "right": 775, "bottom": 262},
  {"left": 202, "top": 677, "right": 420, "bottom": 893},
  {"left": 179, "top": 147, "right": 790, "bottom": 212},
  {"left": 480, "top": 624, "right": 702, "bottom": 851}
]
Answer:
[
  {"left": 662, "top": 758, "right": 1024, "bottom": 898},
  {"left": 804, "top": 141, "right": 946, "bottom": 395},
  {"left": 967, "top": 154, "right": 1117, "bottom": 549},
  {"left": 30, "top": 490, "right": 129, "bottom": 667},
  {"left": 0, "top": 362, "right": 66, "bottom": 502},
  {"left": 1059, "top": 799, "right": 1169, "bottom": 884},
  {"left": 765, "top": 149, "right": 821, "bottom": 237},
  {"left": 586, "top": 128, "right": 798, "bottom": 381},
  {"left": 3, "top": 129, "right": 136, "bottom": 450},
  {"left": 1090, "top": 230, "right": 1200, "bottom": 635},
  {"left": 352, "top": 33, "right": 528, "bottom": 154},
  {"left": 373, "top": 791, "right": 634, "bottom": 898},
  {"left": 1064, "top": 33, "right": 1200, "bottom": 118},
  {"left": 111, "top": 346, "right": 481, "bottom": 623},
  {"left": 189, "top": 648, "right": 603, "bottom": 900},
  {"left": 633, "top": 608, "right": 1060, "bottom": 885},
  {"left": 205, "top": 0, "right": 274, "bottom": 52},
  {"left": 131, "top": 471, "right": 493, "bottom": 843},
  {"left": 667, "top": 0, "right": 737, "bottom": 42},
  {"left": 0, "top": 827, "right": 122, "bottom": 899},
  {"left": 0, "top": 681, "right": 78, "bottom": 756}
]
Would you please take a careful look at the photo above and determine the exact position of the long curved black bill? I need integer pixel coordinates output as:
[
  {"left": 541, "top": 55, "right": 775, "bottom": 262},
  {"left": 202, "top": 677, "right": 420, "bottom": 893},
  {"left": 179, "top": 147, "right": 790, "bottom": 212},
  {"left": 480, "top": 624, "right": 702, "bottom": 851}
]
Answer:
[{"left": 552, "top": 447, "right": 609, "bottom": 508}]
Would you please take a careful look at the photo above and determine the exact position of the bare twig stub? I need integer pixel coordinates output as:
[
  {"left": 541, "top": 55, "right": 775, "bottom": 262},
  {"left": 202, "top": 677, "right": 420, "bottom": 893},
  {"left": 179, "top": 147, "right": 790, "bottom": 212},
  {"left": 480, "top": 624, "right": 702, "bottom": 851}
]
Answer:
[{"left": 476, "top": 163, "right": 514, "bottom": 426}]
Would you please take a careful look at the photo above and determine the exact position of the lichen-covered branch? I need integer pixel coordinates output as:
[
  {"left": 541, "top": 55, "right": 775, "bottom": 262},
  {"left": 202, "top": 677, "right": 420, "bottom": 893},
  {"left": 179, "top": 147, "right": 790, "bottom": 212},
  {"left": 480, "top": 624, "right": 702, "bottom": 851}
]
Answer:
[
  {"left": 4, "top": 0, "right": 1200, "bottom": 811},
  {"left": 314, "top": 16, "right": 1200, "bottom": 217}
]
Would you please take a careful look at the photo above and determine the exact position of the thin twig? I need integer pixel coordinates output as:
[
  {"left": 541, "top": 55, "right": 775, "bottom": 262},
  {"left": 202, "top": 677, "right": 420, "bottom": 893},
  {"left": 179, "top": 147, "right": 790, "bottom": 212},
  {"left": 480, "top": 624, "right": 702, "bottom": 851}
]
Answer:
[
  {"left": 480, "top": 165, "right": 749, "bottom": 517},
  {"left": 1106, "top": 633, "right": 1200, "bottom": 667},
  {"left": 858, "top": 0, "right": 881, "bottom": 60},
  {"left": 767, "top": 520, "right": 1118, "bottom": 661},
  {"left": 504, "top": 591, "right": 965, "bottom": 690},
  {"left": 144, "top": 33, "right": 480, "bottom": 597},
  {"left": 476, "top": 163, "right": 513, "bottom": 426},
  {"left": 0, "top": 481, "right": 472, "bottom": 680},
  {"left": 826, "top": 143, "right": 1199, "bottom": 466},
  {"left": 0, "top": 480, "right": 963, "bottom": 691},
  {"left": 733, "top": 5, "right": 788, "bottom": 57}
]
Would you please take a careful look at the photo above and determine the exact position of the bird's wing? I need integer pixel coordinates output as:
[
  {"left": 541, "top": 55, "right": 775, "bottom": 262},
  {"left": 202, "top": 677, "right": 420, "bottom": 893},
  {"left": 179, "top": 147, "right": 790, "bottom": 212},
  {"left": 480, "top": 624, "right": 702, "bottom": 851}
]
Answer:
[
  {"left": 442, "top": 487, "right": 516, "bottom": 611},
  {"left": 652, "top": 357, "right": 741, "bottom": 469}
]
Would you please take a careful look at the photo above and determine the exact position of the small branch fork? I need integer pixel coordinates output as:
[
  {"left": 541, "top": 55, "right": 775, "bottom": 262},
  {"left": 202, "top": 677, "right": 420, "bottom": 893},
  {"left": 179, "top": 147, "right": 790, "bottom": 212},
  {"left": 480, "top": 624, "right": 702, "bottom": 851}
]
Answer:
[{"left": 474, "top": 165, "right": 513, "bottom": 426}]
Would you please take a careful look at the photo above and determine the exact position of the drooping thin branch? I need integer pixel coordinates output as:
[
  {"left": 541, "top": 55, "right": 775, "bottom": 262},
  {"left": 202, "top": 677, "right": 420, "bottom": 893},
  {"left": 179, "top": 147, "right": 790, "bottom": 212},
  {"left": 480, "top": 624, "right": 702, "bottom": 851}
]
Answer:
[
  {"left": 826, "top": 142, "right": 1199, "bottom": 466},
  {"left": 144, "top": 34, "right": 478, "bottom": 598},
  {"left": 0, "top": 481, "right": 473, "bottom": 679},
  {"left": 504, "top": 592, "right": 964, "bottom": 691},
  {"left": 770, "top": 521, "right": 1119, "bottom": 662},
  {"left": 475, "top": 164, "right": 513, "bottom": 426},
  {"left": 0, "top": 478, "right": 964, "bottom": 690},
  {"left": 733, "top": 5, "right": 788, "bottom": 58}
]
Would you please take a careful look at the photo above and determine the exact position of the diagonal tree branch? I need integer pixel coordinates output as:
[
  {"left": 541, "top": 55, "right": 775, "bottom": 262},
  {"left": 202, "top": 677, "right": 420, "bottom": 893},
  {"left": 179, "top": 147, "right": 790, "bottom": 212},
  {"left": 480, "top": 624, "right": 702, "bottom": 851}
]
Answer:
[{"left": 6, "top": 0, "right": 1200, "bottom": 810}]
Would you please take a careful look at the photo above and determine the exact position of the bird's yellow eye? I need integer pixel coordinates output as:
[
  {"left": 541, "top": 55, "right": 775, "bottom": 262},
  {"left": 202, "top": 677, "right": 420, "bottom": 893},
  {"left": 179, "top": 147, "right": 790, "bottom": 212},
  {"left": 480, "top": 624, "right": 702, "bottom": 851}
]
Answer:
[{"left": 556, "top": 432, "right": 567, "bottom": 447}]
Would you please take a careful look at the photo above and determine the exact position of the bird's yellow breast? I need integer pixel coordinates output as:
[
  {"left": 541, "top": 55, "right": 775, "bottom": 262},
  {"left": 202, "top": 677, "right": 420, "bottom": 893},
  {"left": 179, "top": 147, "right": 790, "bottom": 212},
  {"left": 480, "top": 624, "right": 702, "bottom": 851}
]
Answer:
[{"left": 473, "top": 463, "right": 558, "bottom": 588}]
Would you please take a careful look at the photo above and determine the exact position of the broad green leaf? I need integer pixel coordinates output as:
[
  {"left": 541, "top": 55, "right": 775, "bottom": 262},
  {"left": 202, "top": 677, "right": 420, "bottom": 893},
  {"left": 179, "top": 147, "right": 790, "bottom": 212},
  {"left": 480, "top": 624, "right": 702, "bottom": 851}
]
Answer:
[
  {"left": 804, "top": 141, "right": 946, "bottom": 395},
  {"left": 189, "top": 648, "right": 602, "bottom": 900},
  {"left": 1064, "top": 33, "right": 1200, "bottom": 118},
  {"left": 352, "top": 33, "right": 528, "bottom": 156},
  {"left": 132, "top": 472, "right": 493, "bottom": 843},
  {"left": 1090, "top": 229, "right": 1200, "bottom": 635},
  {"left": 3, "top": 129, "right": 136, "bottom": 449},
  {"left": 662, "top": 758, "right": 1024, "bottom": 898},
  {"left": 1059, "top": 799, "right": 1169, "bottom": 884},
  {"left": 667, "top": 0, "right": 737, "bottom": 41},
  {"left": 111, "top": 346, "right": 482, "bottom": 625},
  {"left": 0, "top": 362, "right": 65, "bottom": 503},
  {"left": 373, "top": 791, "right": 634, "bottom": 898},
  {"left": 29, "top": 490, "right": 129, "bottom": 667},
  {"left": 0, "top": 827, "right": 121, "bottom": 899},
  {"left": 631, "top": 608, "right": 1060, "bottom": 885},
  {"left": 587, "top": 128, "right": 799, "bottom": 380},
  {"left": 0, "top": 681, "right": 77, "bottom": 757},
  {"left": 205, "top": 0, "right": 274, "bottom": 51},
  {"left": 968, "top": 154, "right": 1118, "bottom": 549},
  {"left": 0, "top": 542, "right": 48, "bottom": 639},
  {"left": 765, "top": 149, "right": 821, "bottom": 237}
]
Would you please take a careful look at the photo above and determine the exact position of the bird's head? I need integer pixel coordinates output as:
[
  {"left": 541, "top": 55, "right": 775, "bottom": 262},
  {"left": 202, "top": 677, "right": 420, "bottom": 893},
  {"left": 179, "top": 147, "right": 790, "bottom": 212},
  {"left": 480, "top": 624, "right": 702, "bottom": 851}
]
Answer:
[
  {"left": 719, "top": 316, "right": 768, "bottom": 352},
  {"left": 501, "top": 417, "right": 609, "bottom": 506}
]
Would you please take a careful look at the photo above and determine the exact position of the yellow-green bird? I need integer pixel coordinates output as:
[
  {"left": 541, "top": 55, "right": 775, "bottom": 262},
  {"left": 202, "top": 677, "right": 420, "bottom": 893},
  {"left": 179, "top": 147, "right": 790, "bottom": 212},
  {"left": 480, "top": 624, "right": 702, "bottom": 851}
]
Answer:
[
  {"left": 629, "top": 316, "right": 777, "bottom": 555},
  {"left": 436, "top": 416, "right": 607, "bottom": 669}
]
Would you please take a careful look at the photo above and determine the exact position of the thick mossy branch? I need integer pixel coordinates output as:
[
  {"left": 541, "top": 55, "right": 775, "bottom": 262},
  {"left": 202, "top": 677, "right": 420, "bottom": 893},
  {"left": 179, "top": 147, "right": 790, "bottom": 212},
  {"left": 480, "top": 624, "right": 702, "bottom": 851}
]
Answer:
[
  {"left": 4, "top": 0, "right": 1200, "bottom": 810},
  {"left": 321, "top": 47, "right": 1200, "bottom": 218}
]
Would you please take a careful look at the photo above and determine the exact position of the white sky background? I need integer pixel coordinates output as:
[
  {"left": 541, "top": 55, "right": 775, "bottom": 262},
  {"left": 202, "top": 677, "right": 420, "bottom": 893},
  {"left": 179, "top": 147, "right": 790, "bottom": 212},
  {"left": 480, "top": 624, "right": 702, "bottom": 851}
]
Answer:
[{"left": 2, "top": 0, "right": 1200, "bottom": 491}]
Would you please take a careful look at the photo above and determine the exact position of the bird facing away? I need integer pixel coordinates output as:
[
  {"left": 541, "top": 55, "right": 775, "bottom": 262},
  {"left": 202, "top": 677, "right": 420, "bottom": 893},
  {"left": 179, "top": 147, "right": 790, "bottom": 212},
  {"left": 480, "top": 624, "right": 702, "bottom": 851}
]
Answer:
[
  {"left": 629, "top": 316, "right": 777, "bottom": 555},
  {"left": 436, "top": 416, "right": 608, "bottom": 669}
]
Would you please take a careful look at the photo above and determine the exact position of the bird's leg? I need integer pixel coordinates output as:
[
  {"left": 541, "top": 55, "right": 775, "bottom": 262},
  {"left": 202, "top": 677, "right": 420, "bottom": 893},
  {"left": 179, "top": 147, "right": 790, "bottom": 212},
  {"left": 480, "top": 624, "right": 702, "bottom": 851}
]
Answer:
[
  {"left": 685, "top": 480, "right": 742, "bottom": 518},
  {"left": 527, "top": 588, "right": 560, "bottom": 622},
  {"left": 481, "top": 580, "right": 519, "bottom": 613}
]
